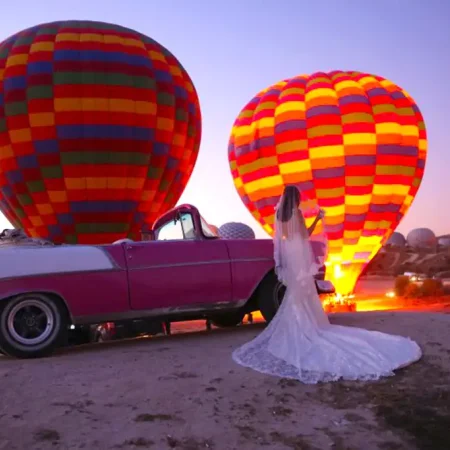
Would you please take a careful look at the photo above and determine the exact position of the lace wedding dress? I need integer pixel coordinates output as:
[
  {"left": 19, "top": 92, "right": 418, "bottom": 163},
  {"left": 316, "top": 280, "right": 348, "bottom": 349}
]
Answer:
[{"left": 232, "top": 186, "right": 422, "bottom": 384}]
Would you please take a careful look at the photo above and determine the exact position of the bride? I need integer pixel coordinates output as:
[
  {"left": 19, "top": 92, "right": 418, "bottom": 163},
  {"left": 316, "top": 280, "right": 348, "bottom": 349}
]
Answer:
[{"left": 232, "top": 185, "right": 422, "bottom": 384}]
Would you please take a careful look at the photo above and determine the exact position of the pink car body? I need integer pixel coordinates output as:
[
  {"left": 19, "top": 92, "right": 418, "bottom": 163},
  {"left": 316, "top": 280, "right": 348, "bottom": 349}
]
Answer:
[
  {"left": 0, "top": 209, "right": 272, "bottom": 324},
  {"left": 0, "top": 204, "right": 333, "bottom": 358}
]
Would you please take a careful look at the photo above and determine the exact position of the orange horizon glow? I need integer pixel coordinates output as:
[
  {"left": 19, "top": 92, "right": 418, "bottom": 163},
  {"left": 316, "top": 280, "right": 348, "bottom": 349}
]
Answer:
[
  {"left": 322, "top": 292, "right": 450, "bottom": 314},
  {"left": 171, "top": 295, "right": 450, "bottom": 337},
  {"left": 247, "top": 296, "right": 449, "bottom": 324},
  {"left": 249, "top": 294, "right": 423, "bottom": 321}
]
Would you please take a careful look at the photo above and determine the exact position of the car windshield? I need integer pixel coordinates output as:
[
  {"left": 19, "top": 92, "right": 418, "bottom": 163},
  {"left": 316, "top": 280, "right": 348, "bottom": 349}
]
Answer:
[
  {"left": 156, "top": 212, "right": 196, "bottom": 240},
  {"left": 200, "top": 217, "right": 218, "bottom": 238}
]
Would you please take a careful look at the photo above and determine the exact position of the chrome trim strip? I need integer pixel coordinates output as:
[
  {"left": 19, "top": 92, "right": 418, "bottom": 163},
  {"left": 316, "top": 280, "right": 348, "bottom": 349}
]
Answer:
[
  {"left": 128, "top": 257, "right": 272, "bottom": 271},
  {"left": 232, "top": 257, "right": 273, "bottom": 266},
  {"left": 0, "top": 257, "right": 272, "bottom": 281},
  {"left": 73, "top": 299, "right": 248, "bottom": 325}
]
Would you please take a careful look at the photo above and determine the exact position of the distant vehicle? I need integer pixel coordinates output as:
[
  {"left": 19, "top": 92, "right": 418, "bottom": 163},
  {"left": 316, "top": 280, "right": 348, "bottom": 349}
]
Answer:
[
  {"left": 0, "top": 204, "right": 335, "bottom": 359},
  {"left": 404, "top": 272, "right": 427, "bottom": 282}
]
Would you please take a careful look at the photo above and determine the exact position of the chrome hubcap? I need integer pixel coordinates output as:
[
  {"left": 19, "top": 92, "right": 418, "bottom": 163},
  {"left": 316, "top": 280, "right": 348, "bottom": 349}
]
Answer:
[{"left": 7, "top": 299, "right": 54, "bottom": 345}]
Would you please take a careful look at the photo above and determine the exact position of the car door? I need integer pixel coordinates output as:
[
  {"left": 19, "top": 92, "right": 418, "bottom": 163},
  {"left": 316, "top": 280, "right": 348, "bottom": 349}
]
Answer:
[{"left": 126, "top": 212, "right": 232, "bottom": 311}]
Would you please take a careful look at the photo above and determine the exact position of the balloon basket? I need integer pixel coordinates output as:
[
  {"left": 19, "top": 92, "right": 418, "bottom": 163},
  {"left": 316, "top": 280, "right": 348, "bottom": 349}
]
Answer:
[{"left": 322, "top": 294, "right": 357, "bottom": 313}]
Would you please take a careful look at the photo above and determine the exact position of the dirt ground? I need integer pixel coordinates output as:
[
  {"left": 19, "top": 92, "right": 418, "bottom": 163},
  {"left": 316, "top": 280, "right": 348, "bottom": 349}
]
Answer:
[{"left": 1, "top": 310, "right": 450, "bottom": 450}]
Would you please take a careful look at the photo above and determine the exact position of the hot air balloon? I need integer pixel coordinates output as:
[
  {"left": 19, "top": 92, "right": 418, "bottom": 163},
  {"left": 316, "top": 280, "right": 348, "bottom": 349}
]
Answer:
[
  {"left": 228, "top": 71, "right": 427, "bottom": 295},
  {"left": 407, "top": 228, "right": 436, "bottom": 249},
  {"left": 0, "top": 20, "right": 201, "bottom": 244},
  {"left": 219, "top": 222, "right": 256, "bottom": 240},
  {"left": 386, "top": 231, "right": 406, "bottom": 247}
]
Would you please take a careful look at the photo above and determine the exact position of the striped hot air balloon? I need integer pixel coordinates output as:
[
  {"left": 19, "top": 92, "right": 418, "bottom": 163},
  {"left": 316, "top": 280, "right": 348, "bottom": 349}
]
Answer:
[
  {"left": 228, "top": 71, "right": 427, "bottom": 295},
  {"left": 0, "top": 20, "right": 201, "bottom": 244}
]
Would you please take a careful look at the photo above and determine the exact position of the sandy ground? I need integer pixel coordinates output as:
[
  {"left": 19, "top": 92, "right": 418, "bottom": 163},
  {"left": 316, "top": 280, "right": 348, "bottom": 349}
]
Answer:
[{"left": 1, "top": 309, "right": 450, "bottom": 450}]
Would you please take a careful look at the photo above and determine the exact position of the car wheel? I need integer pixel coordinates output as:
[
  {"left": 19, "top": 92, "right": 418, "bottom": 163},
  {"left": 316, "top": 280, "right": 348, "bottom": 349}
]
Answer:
[
  {"left": 257, "top": 271, "right": 286, "bottom": 323},
  {"left": 210, "top": 310, "right": 246, "bottom": 328},
  {"left": 0, "top": 294, "right": 68, "bottom": 359}
]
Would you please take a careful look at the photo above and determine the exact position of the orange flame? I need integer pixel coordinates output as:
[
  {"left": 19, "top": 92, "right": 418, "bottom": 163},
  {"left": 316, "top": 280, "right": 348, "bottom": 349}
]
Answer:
[{"left": 324, "top": 262, "right": 367, "bottom": 296}]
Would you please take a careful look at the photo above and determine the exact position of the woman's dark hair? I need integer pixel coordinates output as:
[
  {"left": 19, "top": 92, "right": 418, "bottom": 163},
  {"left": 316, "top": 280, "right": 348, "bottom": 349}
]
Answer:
[{"left": 276, "top": 185, "right": 300, "bottom": 222}]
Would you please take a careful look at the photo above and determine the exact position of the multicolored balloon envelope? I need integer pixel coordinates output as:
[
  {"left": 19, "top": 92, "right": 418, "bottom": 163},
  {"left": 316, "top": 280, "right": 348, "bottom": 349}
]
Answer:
[
  {"left": 228, "top": 71, "right": 427, "bottom": 294},
  {"left": 0, "top": 20, "right": 201, "bottom": 244}
]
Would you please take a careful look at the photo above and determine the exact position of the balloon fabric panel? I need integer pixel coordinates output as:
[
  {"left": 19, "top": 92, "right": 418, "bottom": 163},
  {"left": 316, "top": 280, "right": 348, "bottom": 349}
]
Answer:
[
  {"left": 228, "top": 71, "right": 427, "bottom": 294},
  {"left": 0, "top": 20, "right": 202, "bottom": 244}
]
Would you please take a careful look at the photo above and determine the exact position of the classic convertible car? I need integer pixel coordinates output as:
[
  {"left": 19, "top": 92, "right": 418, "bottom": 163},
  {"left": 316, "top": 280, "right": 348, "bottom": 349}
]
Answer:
[{"left": 0, "top": 204, "right": 335, "bottom": 359}]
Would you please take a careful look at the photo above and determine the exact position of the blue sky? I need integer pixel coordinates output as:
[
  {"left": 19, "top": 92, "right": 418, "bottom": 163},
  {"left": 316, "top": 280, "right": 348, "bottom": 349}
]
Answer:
[{"left": 0, "top": 0, "right": 449, "bottom": 238}]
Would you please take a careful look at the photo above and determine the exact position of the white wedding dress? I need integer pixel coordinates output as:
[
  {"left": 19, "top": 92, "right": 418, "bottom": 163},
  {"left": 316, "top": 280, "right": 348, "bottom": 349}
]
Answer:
[{"left": 232, "top": 190, "right": 422, "bottom": 384}]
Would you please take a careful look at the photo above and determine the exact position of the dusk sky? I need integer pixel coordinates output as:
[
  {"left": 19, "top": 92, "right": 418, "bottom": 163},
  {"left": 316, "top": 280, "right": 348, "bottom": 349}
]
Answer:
[{"left": 0, "top": 0, "right": 449, "bottom": 238}]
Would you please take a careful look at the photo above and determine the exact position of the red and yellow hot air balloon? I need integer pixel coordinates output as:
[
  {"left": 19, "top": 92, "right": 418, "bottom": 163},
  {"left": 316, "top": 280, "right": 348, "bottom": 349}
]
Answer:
[
  {"left": 228, "top": 71, "right": 427, "bottom": 295},
  {"left": 0, "top": 20, "right": 201, "bottom": 244}
]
